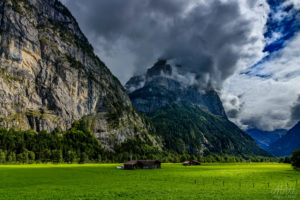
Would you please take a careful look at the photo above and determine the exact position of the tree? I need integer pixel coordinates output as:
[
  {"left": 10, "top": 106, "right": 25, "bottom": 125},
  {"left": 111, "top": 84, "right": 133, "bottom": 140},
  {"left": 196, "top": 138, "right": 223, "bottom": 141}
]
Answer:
[
  {"left": 291, "top": 149, "right": 300, "bottom": 169},
  {"left": 17, "top": 151, "right": 29, "bottom": 164},
  {"left": 40, "top": 149, "right": 51, "bottom": 163},
  {"left": 79, "top": 152, "right": 88, "bottom": 164},
  {"left": 7, "top": 152, "right": 16, "bottom": 163},
  {"left": 284, "top": 157, "right": 291, "bottom": 163},
  {"left": 28, "top": 151, "right": 35, "bottom": 164},
  {"left": 278, "top": 157, "right": 285, "bottom": 163},
  {"left": 65, "top": 150, "right": 77, "bottom": 163},
  {"left": 52, "top": 150, "right": 63, "bottom": 163},
  {"left": 96, "top": 154, "right": 102, "bottom": 163},
  {"left": 0, "top": 150, "right": 6, "bottom": 164}
]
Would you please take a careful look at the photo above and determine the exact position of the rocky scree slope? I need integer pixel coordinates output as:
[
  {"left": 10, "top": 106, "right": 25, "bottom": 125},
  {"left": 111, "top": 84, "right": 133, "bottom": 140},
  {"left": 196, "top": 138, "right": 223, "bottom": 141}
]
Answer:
[{"left": 0, "top": 0, "right": 160, "bottom": 150}]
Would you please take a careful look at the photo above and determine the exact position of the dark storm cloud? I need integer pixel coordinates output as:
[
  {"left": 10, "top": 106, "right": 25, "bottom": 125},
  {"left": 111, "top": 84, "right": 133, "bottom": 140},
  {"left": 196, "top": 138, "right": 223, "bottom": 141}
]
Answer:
[
  {"left": 291, "top": 95, "right": 300, "bottom": 122},
  {"left": 65, "top": 0, "right": 187, "bottom": 42},
  {"left": 64, "top": 0, "right": 265, "bottom": 88}
]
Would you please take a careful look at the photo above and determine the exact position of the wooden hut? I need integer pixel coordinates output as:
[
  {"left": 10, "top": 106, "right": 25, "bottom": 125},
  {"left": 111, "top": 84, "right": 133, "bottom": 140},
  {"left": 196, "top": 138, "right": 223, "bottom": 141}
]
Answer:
[
  {"left": 182, "top": 160, "right": 201, "bottom": 166},
  {"left": 183, "top": 160, "right": 191, "bottom": 166},
  {"left": 124, "top": 160, "right": 161, "bottom": 170},
  {"left": 124, "top": 160, "right": 140, "bottom": 170}
]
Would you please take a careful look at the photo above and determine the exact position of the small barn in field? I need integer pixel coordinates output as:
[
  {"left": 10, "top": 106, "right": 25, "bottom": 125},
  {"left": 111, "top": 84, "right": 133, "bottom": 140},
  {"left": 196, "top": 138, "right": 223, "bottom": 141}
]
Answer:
[
  {"left": 182, "top": 160, "right": 201, "bottom": 166},
  {"left": 124, "top": 160, "right": 161, "bottom": 170}
]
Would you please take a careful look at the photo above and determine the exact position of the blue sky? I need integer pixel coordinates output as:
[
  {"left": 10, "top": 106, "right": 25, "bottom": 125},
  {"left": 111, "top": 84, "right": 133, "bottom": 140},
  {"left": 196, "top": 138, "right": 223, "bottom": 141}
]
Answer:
[
  {"left": 264, "top": 0, "right": 299, "bottom": 53},
  {"left": 245, "top": 0, "right": 299, "bottom": 77}
]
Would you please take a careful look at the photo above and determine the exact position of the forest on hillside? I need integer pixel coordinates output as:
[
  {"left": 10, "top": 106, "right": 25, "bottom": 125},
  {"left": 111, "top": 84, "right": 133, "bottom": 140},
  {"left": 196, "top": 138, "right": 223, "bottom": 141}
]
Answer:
[{"left": 0, "top": 119, "right": 277, "bottom": 164}]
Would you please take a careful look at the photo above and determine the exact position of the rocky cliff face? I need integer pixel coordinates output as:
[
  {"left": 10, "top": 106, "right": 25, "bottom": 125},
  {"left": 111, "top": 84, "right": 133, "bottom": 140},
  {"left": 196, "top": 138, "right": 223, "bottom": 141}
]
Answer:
[
  {"left": 125, "top": 60, "right": 227, "bottom": 117},
  {"left": 0, "top": 0, "right": 159, "bottom": 150}
]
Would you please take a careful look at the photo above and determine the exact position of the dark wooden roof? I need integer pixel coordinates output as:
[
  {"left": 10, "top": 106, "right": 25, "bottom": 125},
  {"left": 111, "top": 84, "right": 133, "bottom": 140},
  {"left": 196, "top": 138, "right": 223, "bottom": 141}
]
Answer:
[
  {"left": 138, "top": 160, "right": 161, "bottom": 165},
  {"left": 124, "top": 160, "right": 161, "bottom": 165},
  {"left": 124, "top": 160, "right": 138, "bottom": 165},
  {"left": 191, "top": 160, "right": 201, "bottom": 164},
  {"left": 183, "top": 160, "right": 201, "bottom": 165}
]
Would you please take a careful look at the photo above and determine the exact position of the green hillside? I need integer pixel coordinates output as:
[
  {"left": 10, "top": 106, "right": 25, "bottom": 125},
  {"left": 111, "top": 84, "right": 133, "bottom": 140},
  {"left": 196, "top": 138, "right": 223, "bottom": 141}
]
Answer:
[{"left": 148, "top": 103, "right": 271, "bottom": 157}]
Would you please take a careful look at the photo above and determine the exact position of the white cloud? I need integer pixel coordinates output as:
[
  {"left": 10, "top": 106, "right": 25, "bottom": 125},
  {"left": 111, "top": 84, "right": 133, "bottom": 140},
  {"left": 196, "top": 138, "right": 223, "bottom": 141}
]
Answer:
[
  {"left": 285, "top": 0, "right": 300, "bottom": 9},
  {"left": 222, "top": 33, "right": 300, "bottom": 131}
]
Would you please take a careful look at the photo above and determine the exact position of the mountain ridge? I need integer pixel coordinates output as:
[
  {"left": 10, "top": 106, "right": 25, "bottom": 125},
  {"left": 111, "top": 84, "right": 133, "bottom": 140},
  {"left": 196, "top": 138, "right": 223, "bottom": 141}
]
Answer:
[
  {"left": 269, "top": 121, "right": 300, "bottom": 157},
  {"left": 246, "top": 129, "right": 287, "bottom": 150}
]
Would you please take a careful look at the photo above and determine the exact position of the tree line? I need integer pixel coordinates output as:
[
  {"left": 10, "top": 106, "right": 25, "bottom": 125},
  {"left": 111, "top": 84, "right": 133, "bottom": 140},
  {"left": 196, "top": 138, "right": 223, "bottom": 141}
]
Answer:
[
  {"left": 0, "top": 119, "right": 281, "bottom": 164},
  {"left": 0, "top": 120, "right": 103, "bottom": 164}
]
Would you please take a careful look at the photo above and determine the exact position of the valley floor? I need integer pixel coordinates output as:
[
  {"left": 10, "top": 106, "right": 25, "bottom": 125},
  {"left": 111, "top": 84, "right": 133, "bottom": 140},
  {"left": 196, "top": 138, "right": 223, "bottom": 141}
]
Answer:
[{"left": 0, "top": 163, "right": 299, "bottom": 200}]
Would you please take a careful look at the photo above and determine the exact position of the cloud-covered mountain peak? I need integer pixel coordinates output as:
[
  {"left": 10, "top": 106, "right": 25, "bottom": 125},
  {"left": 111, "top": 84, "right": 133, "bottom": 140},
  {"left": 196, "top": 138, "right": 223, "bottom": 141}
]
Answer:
[{"left": 125, "top": 60, "right": 227, "bottom": 117}]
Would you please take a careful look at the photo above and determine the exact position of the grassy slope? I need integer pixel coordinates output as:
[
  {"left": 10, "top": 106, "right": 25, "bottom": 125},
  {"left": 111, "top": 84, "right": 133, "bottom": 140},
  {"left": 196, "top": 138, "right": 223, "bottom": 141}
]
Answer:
[{"left": 0, "top": 163, "right": 299, "bottom": 200}]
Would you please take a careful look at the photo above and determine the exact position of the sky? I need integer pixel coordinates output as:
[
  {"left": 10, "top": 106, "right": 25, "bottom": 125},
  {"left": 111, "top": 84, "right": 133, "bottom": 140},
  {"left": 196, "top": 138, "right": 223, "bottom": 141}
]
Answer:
[{"left": 61, "top": 0, "right": 300, "bottom": 131}]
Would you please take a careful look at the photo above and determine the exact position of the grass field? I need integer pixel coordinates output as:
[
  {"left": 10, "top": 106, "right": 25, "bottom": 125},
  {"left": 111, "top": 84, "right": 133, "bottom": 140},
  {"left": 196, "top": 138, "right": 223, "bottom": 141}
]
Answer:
[{"left": 0, "top": 163, "right": 299, "bottom": 200}]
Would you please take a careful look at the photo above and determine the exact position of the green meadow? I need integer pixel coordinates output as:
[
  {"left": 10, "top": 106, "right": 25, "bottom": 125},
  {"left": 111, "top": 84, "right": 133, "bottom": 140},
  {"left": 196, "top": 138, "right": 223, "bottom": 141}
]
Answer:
[{"left": 0, "top": 163, "right": 299, "bottom": 200}]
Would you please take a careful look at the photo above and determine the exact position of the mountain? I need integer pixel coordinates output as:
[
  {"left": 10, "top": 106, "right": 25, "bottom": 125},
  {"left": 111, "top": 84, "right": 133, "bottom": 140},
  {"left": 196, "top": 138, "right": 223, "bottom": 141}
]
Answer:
[
  {"left": 126, "top": 60, "right": 227, "bottom": 117},
  {"left": 246, "top": 129, "right": 287, "bottom": 150},
  {"left": 0, "top": 0, "right": 160, "bottom": 150},
  {"left": 269, "top": 121, "right": 300, "bottom": 157},
  {"left": 125, "top": 60, "right": 271, "bottom": 157}
]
